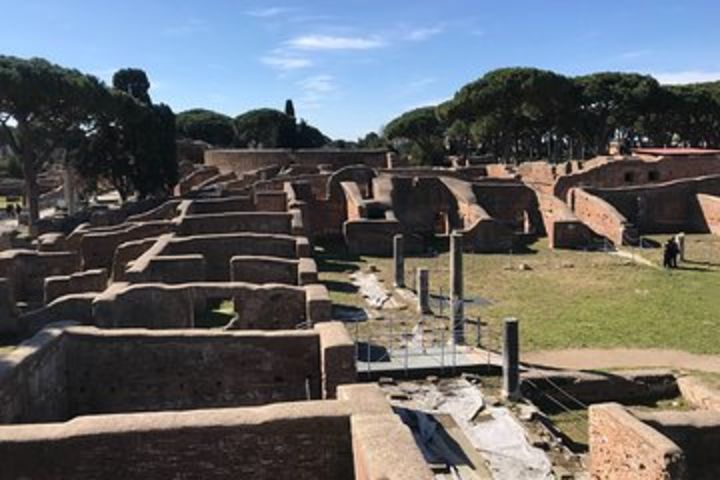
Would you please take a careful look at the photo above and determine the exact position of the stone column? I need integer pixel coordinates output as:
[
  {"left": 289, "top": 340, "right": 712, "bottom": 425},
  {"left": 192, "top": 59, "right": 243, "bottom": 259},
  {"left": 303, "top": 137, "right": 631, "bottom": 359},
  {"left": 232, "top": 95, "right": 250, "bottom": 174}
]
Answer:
[
  {"left": 450, "top": 232, "right": 464, "bottom": 344},
  {"left": 393, "top": 234, "right": 404, "bottom": 288},
  {"left": 416, "top": 268, "right": 430, "bottom": 314},
  {"left": 502, "top": 317, "right": 520, "bottom": 400}
]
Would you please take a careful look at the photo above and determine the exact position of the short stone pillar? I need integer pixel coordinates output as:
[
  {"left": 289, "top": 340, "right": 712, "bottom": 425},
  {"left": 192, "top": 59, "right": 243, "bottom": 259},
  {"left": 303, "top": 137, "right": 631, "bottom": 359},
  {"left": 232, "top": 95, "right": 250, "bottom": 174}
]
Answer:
[
  {"left": 416, "top": 268, "right": 430, "bottom": 314},
  {"left": 675, "top": 232, "right": 685, "bottom": 261},
  {"left": 502, "top": 317, "right": 520, "bottom": 400},
  {"left": 450, "top": 232, "right": 464, "bottom": 344},
  {"left": 0, "top": 278, "right": 18, "bottom": 335},
  {"left": 393, "top": 234, "right": 405, "bottom": 288}
]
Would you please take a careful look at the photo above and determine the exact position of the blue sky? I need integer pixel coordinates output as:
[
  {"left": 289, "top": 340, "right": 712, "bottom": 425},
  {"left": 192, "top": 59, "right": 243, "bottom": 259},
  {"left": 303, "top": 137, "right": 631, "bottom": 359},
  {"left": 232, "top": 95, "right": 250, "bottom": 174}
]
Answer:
[{"left": 2, "top": 1, "right": 720, "bottom": 139}]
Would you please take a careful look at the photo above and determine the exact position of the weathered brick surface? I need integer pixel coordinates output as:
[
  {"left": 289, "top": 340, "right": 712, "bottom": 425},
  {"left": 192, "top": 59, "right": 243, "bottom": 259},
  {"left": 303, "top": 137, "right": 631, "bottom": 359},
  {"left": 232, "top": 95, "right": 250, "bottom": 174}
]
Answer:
[
  {"left": 553, "top": 155, "right": 720, "bottom": 200},
  {"left": 589, "top": 403, "right": 686, "bottom": 479},
  {"left": 185, "top": 196, "right": 254, "bottom": 215},
  {"left": 570, "top": 187, "right": 633, "bottom": 245},
  {"left": 110, "top": 236, "right": 159, "bottom": 281},
  {"left": 80, "top": 221, "right": 174, "bottom": 270},
  {"left": 255, "top": 190, "right": 288, "bottom": 212},
  {"left": 316, "top": 322, "right": 356, "bottom": 399},
  {"left": 697, "top": 193, "right": 720, "bottom": 235},
  {"left": 64, "top": 328, "right": 322, "bottom": 416},
  {"left": 232, "top": 285, "right": 307, "bottom": 329},
  {"left": 637, "top": 409, "right": 720, "bottom": 478},
  {"left": 230, "top": 255, "right": 299, "bottom": 285},
  {"left": 177, "top": 212, "right": 292, "bottom": 236},
  {"left": 1, "top": 402, "right": 353, "bottom": 480},
  {"left": 44, "top": 268, "right": 108, "bottom": 304},
  {"left": 0, "top": 325, "right": 70, "bottom": 424},
  {"left": 205, "top": 148, "right": 387, "bottom": 176},
  {"left": 164, "top": 233, "right": 300, "bottom": 280},
  {"left": 0, "top": 250, "right": 81, "bottom": 302},
  {"left": 536, "top": 191, "right": 593, "bottom": 248}
]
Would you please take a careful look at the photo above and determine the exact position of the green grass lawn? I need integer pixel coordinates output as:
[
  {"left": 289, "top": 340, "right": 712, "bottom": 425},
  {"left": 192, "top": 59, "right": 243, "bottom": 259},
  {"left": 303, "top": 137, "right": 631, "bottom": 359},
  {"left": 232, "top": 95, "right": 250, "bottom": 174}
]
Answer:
[{"left": 318, "top": 234, "right": 720, "bottom": 354}]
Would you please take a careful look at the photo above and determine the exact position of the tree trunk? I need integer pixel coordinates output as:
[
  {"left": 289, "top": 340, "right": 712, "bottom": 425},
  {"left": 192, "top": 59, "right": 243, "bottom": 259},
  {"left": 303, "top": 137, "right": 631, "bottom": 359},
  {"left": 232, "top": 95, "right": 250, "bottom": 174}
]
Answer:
[
  {"left": 17, "top": 122, "right": 40, "bottom": 234},
  {"left": 21, "top": 147, "right": 39, "bottom": 232}
]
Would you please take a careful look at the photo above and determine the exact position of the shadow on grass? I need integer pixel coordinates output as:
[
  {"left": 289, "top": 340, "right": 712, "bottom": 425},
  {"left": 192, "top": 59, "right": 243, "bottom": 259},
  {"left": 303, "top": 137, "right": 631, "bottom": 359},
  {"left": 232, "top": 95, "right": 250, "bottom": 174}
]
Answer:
[
  {"left": 195, "top": 310, "right": 235, "bottom": 329},
  {"left": 683, "top": 259, "right": 720, "bottom": 268},
  {"left": 673, "top": 265, "right": 712, "bottom": 272},
  {"left": 356, "top": 341, "right": 390, "bottom": 362},
  {"left": 332, "top": 304, "right": 367, "bottom": 322}
]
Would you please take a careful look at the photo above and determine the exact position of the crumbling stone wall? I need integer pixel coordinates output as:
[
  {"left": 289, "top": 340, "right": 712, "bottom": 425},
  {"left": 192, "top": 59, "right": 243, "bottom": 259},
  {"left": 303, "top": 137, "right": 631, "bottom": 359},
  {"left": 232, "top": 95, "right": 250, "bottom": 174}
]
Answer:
[
  {"left": 0, "top": 325, "right": 70, "bottom": 424},
  {"left": 92, "top": 282, "right": 329, "bottom": 329},
  {"left": 697, "top": 193, "right": 720, "bottom": 235},
  {"left": 584, "top": 175, "right": 720, "bottom": 236},
  {"left": 536, "top": 192, "right": 593, "bottom": 249},
  {"left": 230, "top": 284, "right": 307, "bottom": 330},
  {"left": 569, "top": 187, "right": 635, "bottom": 245},
  {"left": 177, "top": 212, "right": 292, "bottom": 236},
  {"left": 205, "top": 148, "right": 387, "bottom": 176},
  {"left": 637, "top": 410, "right": 720, "bottom": 479},
  {"left": 316, "top": 322, "right": 355, "bottom": 399},
  {"left": 0, "top": 250, "right": 81, "bottom": 302},
  {"left": 0, "top": 402, "right": 354, "bottom": 480},
  {"left": 589, "top": 403, "right": 687, "bottom": 479},
  {"left": 185, "top": 196, "right": 254, "bottom": 215},
  {"left": 164, "top": 233, "right": 304, "bottom": 280},
  {"left": 230, "top": 255, "right": 313, "bottom": 285},
  {"left": 64, "top": 327, "right": 322, "bottom": 415},
  {"left": 44, "top": 269, "right": 108, "bottom": 304},
  {"left": 553, "top": 155, "right": 720, "bottom": 200},
  {"left": 80, "top": 221, "right": 175, "bottom": 270}
]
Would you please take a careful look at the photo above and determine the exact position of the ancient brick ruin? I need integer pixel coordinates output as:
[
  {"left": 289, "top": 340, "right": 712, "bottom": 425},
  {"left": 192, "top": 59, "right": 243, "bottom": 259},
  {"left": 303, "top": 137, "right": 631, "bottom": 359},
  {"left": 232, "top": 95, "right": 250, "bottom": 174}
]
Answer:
[{"left": 1, "top": 146, "right": 720, "bottom": 478}]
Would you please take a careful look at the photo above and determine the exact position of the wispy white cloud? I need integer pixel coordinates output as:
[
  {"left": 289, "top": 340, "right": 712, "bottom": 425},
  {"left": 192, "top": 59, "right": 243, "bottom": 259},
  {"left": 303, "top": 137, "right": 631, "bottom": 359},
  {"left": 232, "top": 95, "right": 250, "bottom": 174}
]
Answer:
[
  {"left": 246, "top": 7, "right": 295, "bottom": 18},
  {"left": 287, "top": 34, "right": 385, "bottom": 50},
  {"left": 297, "top": 74, "right": 337, "bottom": 109},
  {"left": 261, "top": 55, "right": 313, "bottom": 70},
  {"left": 652, "top": 70, "right": 720, "bottom": 85},
  {"left": 404, "top": 25, "right": 444, "bottom": 42}
]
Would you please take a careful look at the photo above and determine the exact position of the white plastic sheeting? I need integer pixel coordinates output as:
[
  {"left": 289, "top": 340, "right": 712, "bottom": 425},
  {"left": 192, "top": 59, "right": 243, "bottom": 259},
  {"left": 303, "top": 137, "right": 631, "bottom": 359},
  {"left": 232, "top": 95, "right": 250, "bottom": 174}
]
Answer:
[{"left": 402, "top": 379, "right": 553, "bottom": 480}]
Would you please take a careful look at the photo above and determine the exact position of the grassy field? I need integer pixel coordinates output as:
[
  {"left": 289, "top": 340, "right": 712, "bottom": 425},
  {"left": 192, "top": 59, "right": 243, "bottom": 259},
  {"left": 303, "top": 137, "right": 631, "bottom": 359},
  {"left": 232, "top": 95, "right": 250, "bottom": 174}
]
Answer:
[{"left": 318, "top": 234, "right": 720, "bottom": 354}]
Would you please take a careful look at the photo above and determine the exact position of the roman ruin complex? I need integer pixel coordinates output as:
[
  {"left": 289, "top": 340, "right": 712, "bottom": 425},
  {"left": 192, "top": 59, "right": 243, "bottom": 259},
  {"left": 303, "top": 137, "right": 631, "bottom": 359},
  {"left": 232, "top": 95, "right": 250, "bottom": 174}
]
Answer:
[{"left": 1, "top": 146, "right": 720, "bottom": 478}]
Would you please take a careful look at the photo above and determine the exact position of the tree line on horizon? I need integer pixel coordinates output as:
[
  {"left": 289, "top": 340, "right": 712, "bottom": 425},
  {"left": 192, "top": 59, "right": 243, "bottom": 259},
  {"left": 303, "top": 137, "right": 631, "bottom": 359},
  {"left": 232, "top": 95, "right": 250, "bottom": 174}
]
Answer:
[
  {"left": 176, "top": 101, "right": 329, "bottom": 150},
  {"left": 382, "top": 67, "right": 720, "bottom": 165},
  {"left": 0, "top": 55, "right": 331, "bottom": 227},
  {"left": 0, "top": 56, "right": 177, "bottom": 225},
  {"left": 4, "top": 55, "right": 720, "bottom": 226}
]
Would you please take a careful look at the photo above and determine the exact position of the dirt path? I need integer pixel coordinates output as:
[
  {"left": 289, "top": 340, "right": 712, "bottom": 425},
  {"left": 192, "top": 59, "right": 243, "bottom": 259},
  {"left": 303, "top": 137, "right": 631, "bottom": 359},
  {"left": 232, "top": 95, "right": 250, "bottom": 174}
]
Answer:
[{"left": 522, "top": 348, "right": 720, "bottom": 373}]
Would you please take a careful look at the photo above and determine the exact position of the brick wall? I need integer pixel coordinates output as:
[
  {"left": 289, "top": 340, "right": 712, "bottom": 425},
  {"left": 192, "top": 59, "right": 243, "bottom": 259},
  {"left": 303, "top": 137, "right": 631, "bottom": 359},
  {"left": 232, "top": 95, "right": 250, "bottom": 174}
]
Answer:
[
  {"left": 0, "top": 325, "right": 69, "bottom": 424},
  {"left": 177, "top": 212, "right": 292, "bottom": 236},
  {"left": 0, "top": 250, "right": 81, "bottom": 302},
  {"left": 230, "top": 255, "right": 299, "bottom": 285},
  {"left": 205, "top": 148, "right": 387, "bottom": 175},
  {"left": 44, "top": 268, "right": 108, "bottom": 304},
  {"left": 80, "top": 221, "right": 174, "bottom": 270},
  {"left": 163, "top": 233, "right": 300, "bottom": 281},
  {"left": 0, "top": 401, "right": 354, "bottom": 480},
  {"left": 570, "top": 188, "right": 632, "bottom": 245},
  {"left": 586, "top": 175, "right": 720, "bottom": 235},
  {"left": 554, "top": 155, "right": 720, "bottom": 199},
  {"left": 697, "top": 193, "right": 720, "bottom": 235},
  {"left": 64, "top": 328, "right": 322, "bottom": 416},
  {"left": 589, "top": 403, "right": 686, "bottom": 479}
]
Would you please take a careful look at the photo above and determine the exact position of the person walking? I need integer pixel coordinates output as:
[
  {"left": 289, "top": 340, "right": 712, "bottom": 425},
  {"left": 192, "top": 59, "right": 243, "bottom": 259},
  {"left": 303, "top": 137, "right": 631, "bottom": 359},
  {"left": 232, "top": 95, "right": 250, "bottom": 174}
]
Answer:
[{"left": 663, "top": 237, "right": 679, "bottom": 268}]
